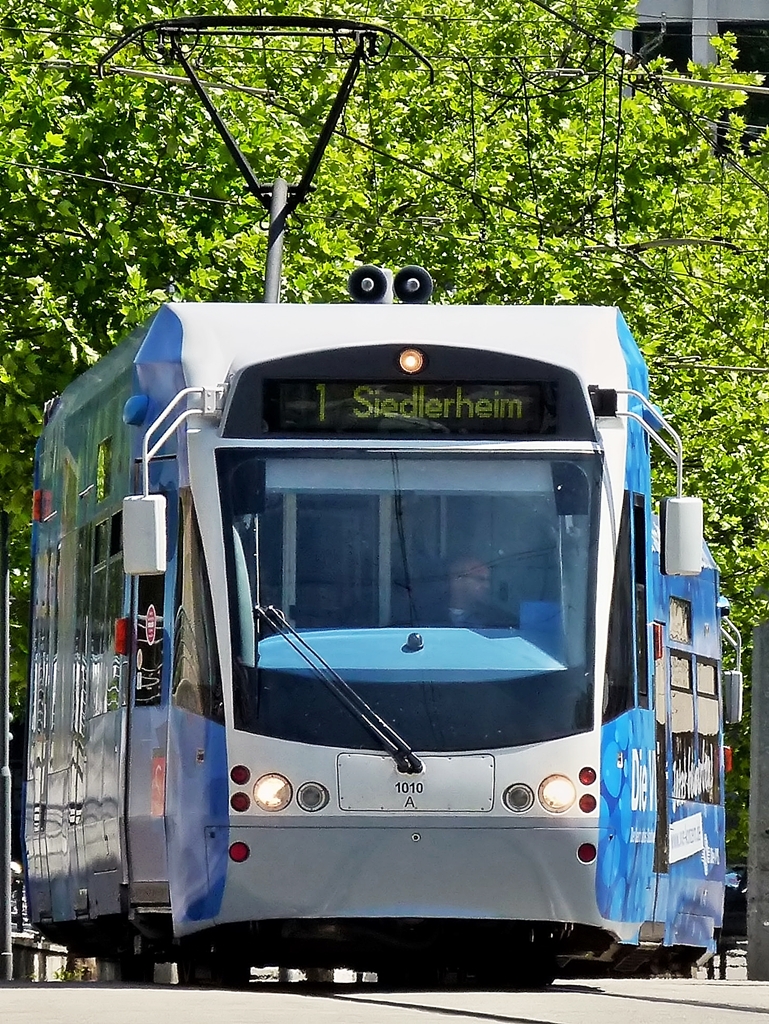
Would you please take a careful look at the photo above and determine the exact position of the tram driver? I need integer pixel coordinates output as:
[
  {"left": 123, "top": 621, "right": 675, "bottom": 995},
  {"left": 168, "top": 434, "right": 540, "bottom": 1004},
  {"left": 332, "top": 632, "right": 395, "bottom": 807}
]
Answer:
[{"left": 445, "top": 555, "right": 518, "bottom": 629}]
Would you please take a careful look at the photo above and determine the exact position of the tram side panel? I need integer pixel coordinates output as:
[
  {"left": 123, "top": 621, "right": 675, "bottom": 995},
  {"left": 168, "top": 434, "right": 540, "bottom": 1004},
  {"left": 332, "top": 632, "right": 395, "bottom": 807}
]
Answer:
[
  {"left": 163, "top": 485, "right": 228, "bottom": 931},
  {"left": 652, "top": 559, "right": 725, "bottom": 953},
  {"left": 25, "top": 336, "right": 139, "bottom": 945},
  {"left": 595, "top": 318, "right": 659, "bottom": 942},
  {"left": 593, "top": 314, "right": 723, "bottom": 967}
]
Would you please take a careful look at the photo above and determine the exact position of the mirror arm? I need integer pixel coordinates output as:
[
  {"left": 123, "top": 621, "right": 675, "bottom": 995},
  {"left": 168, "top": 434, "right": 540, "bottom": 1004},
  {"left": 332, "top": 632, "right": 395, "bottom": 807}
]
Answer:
[
  {"left": 140, "top": 385, "right": 225, "bottom": 495},
  {"left": 615, "top": 388, "right": 684, "bottom": 497},
  {"left": 721, "top": 615, "right": 743, "bottom": 673}
]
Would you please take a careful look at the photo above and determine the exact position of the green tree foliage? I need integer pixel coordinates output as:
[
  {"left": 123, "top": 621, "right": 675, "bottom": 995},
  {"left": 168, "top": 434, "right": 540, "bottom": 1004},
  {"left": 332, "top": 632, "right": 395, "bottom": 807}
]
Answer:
[{"left": 1, "top": 0, "right": 767, "bottom": 852}]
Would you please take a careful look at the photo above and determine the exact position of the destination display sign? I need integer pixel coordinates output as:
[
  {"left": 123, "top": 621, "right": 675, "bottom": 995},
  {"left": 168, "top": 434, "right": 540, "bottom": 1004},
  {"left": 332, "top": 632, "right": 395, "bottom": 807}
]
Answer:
[{"left": 262, "top": 380, "right": 557, "bottom": 435}]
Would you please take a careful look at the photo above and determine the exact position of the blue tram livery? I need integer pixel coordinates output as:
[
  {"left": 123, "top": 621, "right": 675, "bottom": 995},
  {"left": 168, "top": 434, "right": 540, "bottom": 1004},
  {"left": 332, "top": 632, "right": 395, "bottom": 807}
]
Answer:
[{"left": 23, "top": 296, "right": 742, "bottom": 982}]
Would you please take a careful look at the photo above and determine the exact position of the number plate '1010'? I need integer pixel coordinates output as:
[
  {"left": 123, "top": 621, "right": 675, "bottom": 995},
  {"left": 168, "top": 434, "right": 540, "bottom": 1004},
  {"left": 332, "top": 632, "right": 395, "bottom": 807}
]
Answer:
[{"left": 337, "top": 753, "right": 495, "bottom": 812}]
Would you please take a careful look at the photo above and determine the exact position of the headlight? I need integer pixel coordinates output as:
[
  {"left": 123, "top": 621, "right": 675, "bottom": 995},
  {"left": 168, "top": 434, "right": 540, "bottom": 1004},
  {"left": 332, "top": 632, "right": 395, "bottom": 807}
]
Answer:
[
  {"left": 502, "top": 783, "right": 534, "bottom": 813},
  {"left": 538, "top": 774, "right": 576, "bottom": 813},
  {"left": 253, "top": 773, "right": 292, "bottom": 811},
  {"left": 297, "top": 782, "right": 330, "bottom": 812}
]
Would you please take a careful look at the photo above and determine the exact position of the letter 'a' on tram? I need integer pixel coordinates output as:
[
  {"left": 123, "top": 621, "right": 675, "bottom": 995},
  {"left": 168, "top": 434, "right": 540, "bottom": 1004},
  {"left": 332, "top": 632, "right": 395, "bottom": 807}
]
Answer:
[{"left": 24, "top": 289, "right": 738, "bottom": 984}]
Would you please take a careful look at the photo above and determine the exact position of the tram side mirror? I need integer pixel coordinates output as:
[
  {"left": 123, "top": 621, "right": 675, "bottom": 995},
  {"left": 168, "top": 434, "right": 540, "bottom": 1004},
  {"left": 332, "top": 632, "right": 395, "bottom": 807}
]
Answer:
[
  {"left": 122, "top": 494, "right": 167, "bottom": 575},
  {"left": 661, "top": 496, "right": 703, "bottom": 576},
  {"left": 724, "top": 670, "right": 744, "bottom": 725}
]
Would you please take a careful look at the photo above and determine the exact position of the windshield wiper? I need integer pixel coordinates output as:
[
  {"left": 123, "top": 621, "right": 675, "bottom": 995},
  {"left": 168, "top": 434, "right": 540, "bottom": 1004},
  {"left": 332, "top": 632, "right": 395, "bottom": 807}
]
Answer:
[{"left": 256, "top": 605, "right": 423, "bottom": 775}]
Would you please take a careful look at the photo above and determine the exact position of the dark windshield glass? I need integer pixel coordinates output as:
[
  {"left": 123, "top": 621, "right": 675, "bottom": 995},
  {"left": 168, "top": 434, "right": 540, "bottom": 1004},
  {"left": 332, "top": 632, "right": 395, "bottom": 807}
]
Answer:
[{"left": 218, "top": 451, "right": 600, "bottom": 751}]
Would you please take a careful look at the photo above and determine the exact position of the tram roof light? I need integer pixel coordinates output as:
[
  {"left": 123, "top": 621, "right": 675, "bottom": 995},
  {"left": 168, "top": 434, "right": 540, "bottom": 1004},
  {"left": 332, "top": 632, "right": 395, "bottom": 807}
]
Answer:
[{"left": 399, "top": 348, "right": 425, "bottom": 374}]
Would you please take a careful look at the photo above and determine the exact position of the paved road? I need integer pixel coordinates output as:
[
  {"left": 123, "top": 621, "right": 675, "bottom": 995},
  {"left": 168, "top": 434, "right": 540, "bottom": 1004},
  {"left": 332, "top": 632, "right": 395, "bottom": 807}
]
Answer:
[{"left": 2, "top": 979, "right": 769, "bottom": 1024}]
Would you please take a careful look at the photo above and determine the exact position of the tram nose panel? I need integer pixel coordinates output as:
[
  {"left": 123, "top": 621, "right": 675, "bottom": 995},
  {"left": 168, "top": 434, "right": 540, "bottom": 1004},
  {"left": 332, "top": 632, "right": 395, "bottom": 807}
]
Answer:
[{"left": 208, "top": 824, "right": 614, "bottom": 933}]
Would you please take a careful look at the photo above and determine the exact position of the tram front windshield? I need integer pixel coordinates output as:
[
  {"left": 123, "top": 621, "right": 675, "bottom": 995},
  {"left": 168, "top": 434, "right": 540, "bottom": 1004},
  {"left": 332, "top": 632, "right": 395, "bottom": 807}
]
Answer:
[{"left": 219, "top": 452, "right": 600, "bottom": 751}]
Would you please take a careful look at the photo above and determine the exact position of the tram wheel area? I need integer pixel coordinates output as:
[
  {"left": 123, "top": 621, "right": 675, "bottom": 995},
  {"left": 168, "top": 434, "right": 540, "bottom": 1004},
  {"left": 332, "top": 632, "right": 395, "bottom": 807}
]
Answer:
[
  {"left": 38, "top": 916, "right": 707, "bottom": 988},
  {"left": 105, "top": 918, "right": 599, "bottom": 989}
]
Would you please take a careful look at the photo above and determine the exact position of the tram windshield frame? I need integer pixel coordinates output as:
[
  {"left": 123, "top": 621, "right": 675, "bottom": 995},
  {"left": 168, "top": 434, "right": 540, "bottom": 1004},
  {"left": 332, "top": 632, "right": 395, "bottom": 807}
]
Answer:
[{"left": 217, "top": 447, "right": 601, "bottom": 751}]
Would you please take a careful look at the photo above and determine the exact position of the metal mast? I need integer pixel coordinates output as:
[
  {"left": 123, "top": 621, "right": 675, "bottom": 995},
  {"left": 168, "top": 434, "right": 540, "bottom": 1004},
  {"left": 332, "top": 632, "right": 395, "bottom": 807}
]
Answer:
[{"left": 0, "top": 511, "right": 11, "bottom": 981}]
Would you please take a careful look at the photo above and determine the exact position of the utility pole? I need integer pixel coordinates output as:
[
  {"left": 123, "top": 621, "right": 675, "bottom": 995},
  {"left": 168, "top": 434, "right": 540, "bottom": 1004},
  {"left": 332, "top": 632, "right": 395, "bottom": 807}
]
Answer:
[
  {"left": 0, "top": 510, "right": 12, "bottom": 981},
  {"left": 748, "top": 623, "right": 769, "bottom": 979}
]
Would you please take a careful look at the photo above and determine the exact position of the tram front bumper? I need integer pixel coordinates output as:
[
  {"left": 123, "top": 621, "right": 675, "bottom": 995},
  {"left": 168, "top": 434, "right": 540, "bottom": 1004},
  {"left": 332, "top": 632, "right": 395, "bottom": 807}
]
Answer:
[{"left": 195, "top": 820, "right": 635, "bottom": 941}]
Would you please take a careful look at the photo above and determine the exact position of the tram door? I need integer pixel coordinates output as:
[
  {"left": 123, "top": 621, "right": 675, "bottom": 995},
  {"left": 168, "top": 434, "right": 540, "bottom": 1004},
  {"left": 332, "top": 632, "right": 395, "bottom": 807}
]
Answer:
[
  {"left": 69, "top": 521, "right": 93, "bottom": 915},
  {"left": 28, "top": 544, "right": 57, "bottom": 920},
  {"left": 652, "top": 623, "right": 669, "bottom": 877}
]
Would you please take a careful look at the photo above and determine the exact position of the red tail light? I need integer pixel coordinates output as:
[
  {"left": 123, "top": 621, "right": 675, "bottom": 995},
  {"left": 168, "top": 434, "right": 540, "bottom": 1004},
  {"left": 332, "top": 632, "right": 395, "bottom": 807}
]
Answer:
[
  {"left": 230, "top": 765, "right": 251, "bottom": 785},
  {"left": 579, "top": 794, "right": 597, "bottom": 813},
  {"left": 32, "top": 490, "right": 43, "bottom": 522},
  {"left": 579, "top": 766, "right": 596, "bottom": 786},
  {"left": 231, "top": 792, "right": 250, "bottom": 813},
  {"left": 229, "top": 842, "right": 250, "bottom": 863},
  {"left": 724, "top": 746, "right": 733, "bottom": 773},
  {"left": 577, "top": 843, "right": 597, "bottom": 863},
  {"left": 653, "top": 622, "right": 664, "bottom": 661},
  {"left": 115, "top": 617, "right": 130, "bottom": 655}
]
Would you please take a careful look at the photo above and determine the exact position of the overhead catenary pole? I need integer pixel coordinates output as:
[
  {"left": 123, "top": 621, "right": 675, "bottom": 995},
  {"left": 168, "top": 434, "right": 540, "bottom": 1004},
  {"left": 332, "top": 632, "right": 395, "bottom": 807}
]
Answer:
[
  {"left": 748, "top": 623, "right": 769, "bottom": 980},
  {"left": 97, "top": 18, "right": 433, "bottom": 310},
  {"left": 264, "top": 177, "right": 289, "bottom": 304},
  {"left": 0, "top": 510, "right": 11, "bottom": 981}
]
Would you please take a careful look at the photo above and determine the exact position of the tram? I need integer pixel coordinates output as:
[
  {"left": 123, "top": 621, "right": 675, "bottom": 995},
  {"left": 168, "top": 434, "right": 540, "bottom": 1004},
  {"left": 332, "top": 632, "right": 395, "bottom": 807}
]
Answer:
[{"left": 23, "top": 284, "right": 742, "bottom": 983}]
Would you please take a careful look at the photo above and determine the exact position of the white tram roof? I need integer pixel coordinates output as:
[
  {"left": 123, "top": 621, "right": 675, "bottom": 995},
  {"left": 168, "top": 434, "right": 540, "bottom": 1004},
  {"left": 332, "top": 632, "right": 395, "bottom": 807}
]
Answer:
[{"left": 164, "top": 303, "right": 643, "bottom": 394}]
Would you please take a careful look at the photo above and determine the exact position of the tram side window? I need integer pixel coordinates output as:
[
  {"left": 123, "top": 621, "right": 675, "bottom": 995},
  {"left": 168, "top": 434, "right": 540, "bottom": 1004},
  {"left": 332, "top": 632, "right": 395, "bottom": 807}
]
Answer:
[
  {"left": 696, "top": 660, "right": 720, "bottom": 804},
  {"left": 50, "top": 458, "right": 79, "bottom": 770},
  {"left": 135, "top": 573, "right": 164, "bottom": 707},
  {"left": 96, "top": 437, "right": 112, "bottom": 503},
  {"left": 670, "top": 652, "right": 696, "bottom": 803},
  {"left": 172, "top": 491, "right": 224, "bottom": 722},
  {"left": 89, "top": 512, "right": 125, "bottom": 716},
  {"left": 51, "top": 528, "right": 78, "bottom": 771},
  {"left": 653, "top": 624, "right": 669, "bottom": 873},
  {"left": 31, "top": 547, "right": 56, "bottom": 757},
  {"left": 73, "top": 524, "right": 93, "bottom": 743},
  {"left": 632, "top": 494, "right": 649, "bottom": 709},
  {"left": 603, "top": 494, "right": 634, "bottom": 722},
  {"left": 670, "top": 597, "right": 691, "bottom": 643},
  {"left": 62, "top": 459, "right": 78, "bottom": 535},
  {"left": 106, "top": 514, "right": 125, "bottom": 709}
]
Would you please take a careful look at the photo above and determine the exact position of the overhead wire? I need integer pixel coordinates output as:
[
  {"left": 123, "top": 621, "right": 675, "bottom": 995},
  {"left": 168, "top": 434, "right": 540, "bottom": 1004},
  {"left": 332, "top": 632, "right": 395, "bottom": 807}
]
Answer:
[
  {"left": 1, "top": 158, "right": 244, "bottom": 206},
  {"left": 611, "top": 58, "right": 624, "bottom": 244},
  {"left": 518, "top": 56, "right": 542, "bottom": 244},
  {"left": 609, "top": 246, "right": 764, "bottom": 362}
]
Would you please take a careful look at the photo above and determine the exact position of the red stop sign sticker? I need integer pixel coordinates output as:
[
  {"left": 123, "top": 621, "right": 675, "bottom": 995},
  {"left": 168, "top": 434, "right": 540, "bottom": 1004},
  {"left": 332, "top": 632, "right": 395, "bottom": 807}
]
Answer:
[{"left": 146, "top": 604, "right": 157, "bottom": 646}]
